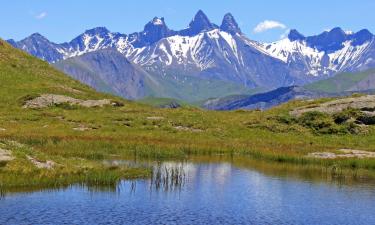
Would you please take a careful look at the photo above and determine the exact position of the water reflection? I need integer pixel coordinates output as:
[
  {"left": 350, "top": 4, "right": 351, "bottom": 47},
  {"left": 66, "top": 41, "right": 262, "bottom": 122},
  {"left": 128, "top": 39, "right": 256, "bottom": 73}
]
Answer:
[
  {"left": 2, "top": 158, "right": 375, "bottom": 224},
  {"left": 150, "top": 162, "right": 186, "bottom": 192}
]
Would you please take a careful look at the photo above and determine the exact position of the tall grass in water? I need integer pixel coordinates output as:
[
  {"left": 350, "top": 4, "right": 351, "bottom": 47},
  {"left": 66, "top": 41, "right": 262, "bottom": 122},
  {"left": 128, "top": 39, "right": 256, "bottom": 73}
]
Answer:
[{"left": 150, "top": 162, "right": 186, "bottom": 192}]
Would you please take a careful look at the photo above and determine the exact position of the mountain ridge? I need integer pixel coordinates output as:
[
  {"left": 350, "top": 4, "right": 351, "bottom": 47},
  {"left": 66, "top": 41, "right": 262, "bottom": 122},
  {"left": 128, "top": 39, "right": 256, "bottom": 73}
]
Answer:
[{"left": 7, "top": 10, "right": 375, "bottom": 101}]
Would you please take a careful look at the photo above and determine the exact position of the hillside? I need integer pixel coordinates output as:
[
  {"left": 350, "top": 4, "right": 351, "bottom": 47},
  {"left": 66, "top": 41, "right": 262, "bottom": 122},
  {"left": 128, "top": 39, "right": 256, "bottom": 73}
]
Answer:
[
  {"left": 305, "top": 69, "right": 375, "bottom": 93},
  {"left": 53, "top": 49, "right": 159, "bottom": 100},
  {"left": 0, "top": 40, "right": 122, "bottom": 106},
  {"left": 1, "top": 40, "right": 375, "bottom": 190}
]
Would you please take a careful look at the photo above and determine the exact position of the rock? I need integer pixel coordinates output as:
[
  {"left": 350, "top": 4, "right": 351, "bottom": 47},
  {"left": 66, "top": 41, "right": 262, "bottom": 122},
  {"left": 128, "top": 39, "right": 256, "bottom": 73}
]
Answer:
[
  {"left": 291, "top": 95, "right": 375, "bottom": 117},
  {"left": 23, "top": 94, "right": 112, "bottom": 109},
  {"left": 0, "top": 149, "right": 14, "bottom": 162},
  {"left": 159, "top": 101, "right": 181, "bottom": 109},
  {"left": 174, "top": 126, "right": 203, "bottom": 132},
  {"left": 27, "top": 156, "right": 55, "bottom": 169},
  {"left": 147, "top": 116, "right": 164, "bottom": 120},
  {"left": 79, "top": 99, "right": 112, "bottom": 108},
  {"left": 308, "top": 149, "right": 375, "bottom": 159},
  {"left": 73, "top": 125, "right": 91, "bottom": 131},
  {"left": 308, "top": 152, "right": 337, "bottom": 159}
]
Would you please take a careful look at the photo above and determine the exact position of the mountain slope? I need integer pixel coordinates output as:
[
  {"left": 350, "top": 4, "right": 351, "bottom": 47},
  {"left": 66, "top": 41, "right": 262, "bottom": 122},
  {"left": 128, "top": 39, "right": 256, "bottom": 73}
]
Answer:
[
  {"left": 8, "top": 33, "right": 65, "bottom": 63},
  {"left": 203, "top": 69, "right": 375, "bottom": 111},
  {"left": 54, "top": 49, "right": 255, "bottom": 101},
  {"left": 53, "top": 49, "right": 160, "bottom": 99},
  {"left": 305, "top": 69, "right": 375, "bottom": 93},
  {"left": 202, "top": 86, "right": 327, "bottom": 110},
  {"left": 0, "top": 39, "right": 112, "bottom": 108}
]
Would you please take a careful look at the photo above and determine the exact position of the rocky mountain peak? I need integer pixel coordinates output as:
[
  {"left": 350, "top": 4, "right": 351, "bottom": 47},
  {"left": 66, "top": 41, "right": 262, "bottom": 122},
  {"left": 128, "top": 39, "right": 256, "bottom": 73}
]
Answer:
[
  {"left": 183, "top": 10, "right": 218, "bottom": 36},
  {"left": 136, "top": 16, "right": 175, "bottom": 46},
  {"left": 220, "top": 13, "right": 241, "bottom": 35},
  {"left": 351, "top": 29, "right": 374, "bottom": 46},
  {"left": 288, "top": 29, "right": 305, "bottom": 41}
]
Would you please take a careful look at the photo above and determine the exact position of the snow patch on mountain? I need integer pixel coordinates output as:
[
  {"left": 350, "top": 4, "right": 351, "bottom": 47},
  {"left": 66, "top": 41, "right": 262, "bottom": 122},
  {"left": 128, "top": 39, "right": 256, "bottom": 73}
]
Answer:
[{"left": 260, "top": 37, "right": 372, "bottom": 76}]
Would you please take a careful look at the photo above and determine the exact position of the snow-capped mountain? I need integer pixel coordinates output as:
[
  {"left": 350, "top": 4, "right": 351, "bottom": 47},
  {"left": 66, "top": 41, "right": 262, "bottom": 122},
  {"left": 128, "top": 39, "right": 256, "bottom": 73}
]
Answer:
[
  {"left": 260, "top": 28, "right": 374, "bottom": 76},
  {"left": 7, "top": 10, "right": 375, "bottom": 101}
]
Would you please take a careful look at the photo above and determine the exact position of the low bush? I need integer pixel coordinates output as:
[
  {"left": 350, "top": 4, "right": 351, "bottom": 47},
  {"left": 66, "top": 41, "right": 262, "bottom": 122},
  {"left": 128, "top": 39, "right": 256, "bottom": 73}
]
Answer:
[{"left": 333, "top": 108, "right": 363, "bottom": 124}]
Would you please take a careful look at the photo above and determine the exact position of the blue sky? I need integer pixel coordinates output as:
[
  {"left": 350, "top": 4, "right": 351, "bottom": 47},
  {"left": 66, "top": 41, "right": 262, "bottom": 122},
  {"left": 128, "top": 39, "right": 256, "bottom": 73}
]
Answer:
[{"left": 1, "top": 0, "right": 375, "bottom": 43}]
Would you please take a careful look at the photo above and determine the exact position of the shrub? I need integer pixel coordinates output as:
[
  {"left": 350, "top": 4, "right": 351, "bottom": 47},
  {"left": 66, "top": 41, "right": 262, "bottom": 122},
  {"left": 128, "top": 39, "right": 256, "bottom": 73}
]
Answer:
[
  {"left": 276, "top": 114, "right": 296, "bottom": 125},
  {"left": 357, "top": 115, "right": 375, "bottom": 125},
  {"left": 333, "top": 108, "right": 363, "bottom": 124},
  {"left": 54, "top": 102, "right": 79, "bottom": 110},
  {"left": 299, "top": 111, "right": 333, "bottom": 129}
]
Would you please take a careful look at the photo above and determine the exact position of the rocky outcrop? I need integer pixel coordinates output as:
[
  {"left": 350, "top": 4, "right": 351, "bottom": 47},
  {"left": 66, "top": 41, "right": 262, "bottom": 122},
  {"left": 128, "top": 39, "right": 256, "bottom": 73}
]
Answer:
[
  {"left": 0, "top": 149, "right": 14, "bottom": 162},
  {"left": 291, "top": 95, "right": 375, "bottom": 116},
  {"left": 27, "top": 156, "right": 55, "bottom": 169},
  {"left": 308, "top": 149, "right": 375, "bottom": 159},
  {"left": 23, "top": 94, "right": 113, "bottom": 109}
]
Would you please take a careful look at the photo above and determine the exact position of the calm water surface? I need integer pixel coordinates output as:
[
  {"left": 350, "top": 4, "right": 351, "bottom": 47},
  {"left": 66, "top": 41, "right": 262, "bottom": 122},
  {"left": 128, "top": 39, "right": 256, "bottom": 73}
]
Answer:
[{"left": 1, "top": 158, "right": 375, "bottom": 225}]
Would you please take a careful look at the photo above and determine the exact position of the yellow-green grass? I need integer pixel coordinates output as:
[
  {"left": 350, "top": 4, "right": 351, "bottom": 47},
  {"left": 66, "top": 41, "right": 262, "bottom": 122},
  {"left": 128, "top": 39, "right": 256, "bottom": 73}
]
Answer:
[{"left": 1, "top": 39, "right": 375, "bottom": 190}]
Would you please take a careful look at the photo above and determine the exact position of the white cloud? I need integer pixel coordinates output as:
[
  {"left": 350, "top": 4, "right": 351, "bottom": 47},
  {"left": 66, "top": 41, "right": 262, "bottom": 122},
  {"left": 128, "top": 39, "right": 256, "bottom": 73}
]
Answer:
[
  {"left": 253, "top": 20, "right": 286, "bottom": 33},
  {"left": 35, "top": 12, "right": 47, "bottom": 20}
]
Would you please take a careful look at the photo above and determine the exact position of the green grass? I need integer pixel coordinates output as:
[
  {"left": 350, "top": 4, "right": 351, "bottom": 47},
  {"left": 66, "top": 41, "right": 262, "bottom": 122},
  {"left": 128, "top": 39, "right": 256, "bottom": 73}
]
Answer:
[{"left": 1, "top": 39, "right": 375, "bottom": 190}]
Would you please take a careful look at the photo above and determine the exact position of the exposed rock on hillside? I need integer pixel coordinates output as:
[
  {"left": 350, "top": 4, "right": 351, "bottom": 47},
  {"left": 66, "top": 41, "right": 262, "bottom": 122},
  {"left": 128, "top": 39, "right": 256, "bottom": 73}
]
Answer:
[
  {"left": 0, "top": 149, "right": 14, "bottom": 162},
  {"left": 23, "top": 94, "right": 114, "bottom": 109},
  {"left": 27, "top": 156, "right": 55, "bottom": 169},
  {"left": 291, "top": 95, "right": 375, "bottom": 116}
]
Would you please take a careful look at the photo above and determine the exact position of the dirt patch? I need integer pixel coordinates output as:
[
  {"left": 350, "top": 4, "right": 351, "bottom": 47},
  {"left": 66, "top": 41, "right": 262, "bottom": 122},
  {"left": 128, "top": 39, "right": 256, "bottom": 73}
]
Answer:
[
  {"left": 73, "top": 125, "right": 92, "bottom": 131},
  {"left": 174, "top": 126, "right": 203, "bottom": 132},
  {"left": 0, "top": 148, "right": 14, "bottom": 162},
  {"left": 23, "top": 94, "right": 113, "bottom": 109},
  {"left": 0, "top": 128, "right": 6, "bottom": 131},
  {"left": 291, "top": 95, "right": 375, "bottom": 117},
  {"left": 308, "top": 149, "right": 375, "bottom": 159},
  {"left": 27, "top": 156, "right": 55, "bottom": 169},
  {"left": 147, "top": 116, "right": 164, "bottom": 120}
]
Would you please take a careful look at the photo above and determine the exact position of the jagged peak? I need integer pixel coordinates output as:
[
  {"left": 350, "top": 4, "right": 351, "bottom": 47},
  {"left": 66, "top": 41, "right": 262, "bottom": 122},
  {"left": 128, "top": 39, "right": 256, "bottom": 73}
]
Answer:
[
  {"left": 355, "top": 29, "right": 373, "bottom": 36},
  {"left": 143, "top": 17, "right": 169, "bottom": 32},
  {"left": 351, "top": 29, "right": 374, "bottom": 46},
  {"left": 327, "top": 27, "right": 346, "bottom": 37},
  {"left": 288, "top": 29, "right": 305, "bottom": 41},
  {"left": 128, "top": 16, "right": 175, "bottom": 47},
  {"left": 186, "top": 10, "right": 218, "bottom": 36},
  {"left": 150, "top": 17, "right": 165, "bottom": 26},
  {"left": 30, "top": 32, "right": 44, "bottom": 38},
  {"left": 21, "top": 33, "right": 51, "bottom": 43},
  {"left": 305, "top": 27, "right": 348, "bottom": 52},
  {"left": 220, "top": 13, "right": 241, "bottom": 35},
  {"left": 83, "top": 27, "right": 111, "bottom": 36}
]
